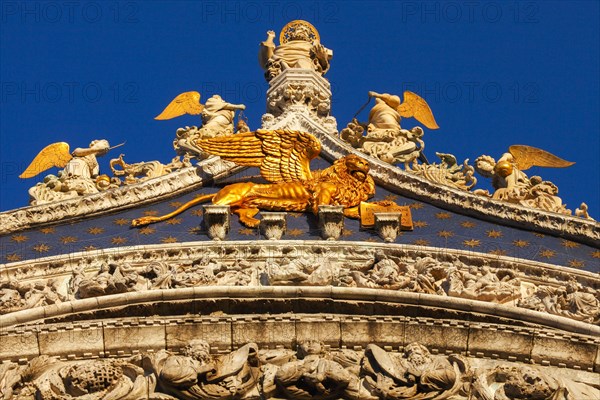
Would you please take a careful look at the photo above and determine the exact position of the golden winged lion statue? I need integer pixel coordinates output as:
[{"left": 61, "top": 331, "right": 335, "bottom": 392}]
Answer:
[{"left": 132, "top": 129, "right": 376, "bottom": 228}]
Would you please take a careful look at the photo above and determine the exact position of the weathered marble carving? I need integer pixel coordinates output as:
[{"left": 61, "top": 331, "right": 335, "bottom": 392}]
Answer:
[
  {"left": 0, "top": 279, "right": 66, "bottom": 315},
  {"left": 445, "top": 265, "right": 520, "bottom": 304},
  {"left": 472, "top": 364, "right": 600, "bottom": 400},
  {"left": 267, "top": 71, "right": 332, "bottom": 118},
  {"left": 4, "top": 342, "right": 597, "bottom": 399},
  {"left": 110, "top": 154, "right": 192, "bottom": 184},
  {"left": 341, "top": 117, "right": 426, "bottom": 167},
  {"left": 141, "top": 340, "right": 260, "bottom": 399},
  {"left": 5, "top": 355, "right": 160, "bottom": 399},
  {"left": 260, "top": 212, "right": 287, "bottom": 240},
  {"left": 318, "top": 205, "right": 345, "bottom": 240},
  {"left": 5, "top": 247, "right": 599, "bottom": 325},
  {"left": 518, "top": 282, "right": 600, "bottom": 324},
  {"left": 72, "top": 263, "right": 147, "bottom": 299},
  {"left": 259, "top": 20, "right": 332, "bottom": 81}
]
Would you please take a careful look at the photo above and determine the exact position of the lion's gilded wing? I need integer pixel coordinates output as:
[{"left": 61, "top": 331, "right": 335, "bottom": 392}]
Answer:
[
  {"left": 19, "top": 142, "right": 73, "bottom": 179},
  {"left": 195, "top": 129, "right": 321, "bottom": 183},
  {"left": 398, "top": 91, "right": 439, "bottom": 129},
  {"left": 509, "top": 145, "right": 575, "bottom": 171},
  {"left": 155, "top": 91, "right": 204, "bottom": 120}
]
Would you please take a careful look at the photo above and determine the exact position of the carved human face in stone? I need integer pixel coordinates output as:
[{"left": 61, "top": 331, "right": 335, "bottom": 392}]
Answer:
[
  {"left": 183, "top": 339, "right": 211, "bottom": 362},
  {"left": 289, "top": 25, "right": 311, "bottom": 42},
  {"left": 404, "top": 343, "right": 431, "bottom": 366},
  {"left": 298, "top": 341, "right": 322, "bottom": 357}
]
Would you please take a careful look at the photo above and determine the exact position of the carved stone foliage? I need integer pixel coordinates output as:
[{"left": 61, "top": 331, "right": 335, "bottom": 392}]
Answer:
[
  {"left": 5, "top": 246, "right": 597, "bottom": 326},
  {"left": 2, "top": 342, "right": 597, "bottom": 399}
]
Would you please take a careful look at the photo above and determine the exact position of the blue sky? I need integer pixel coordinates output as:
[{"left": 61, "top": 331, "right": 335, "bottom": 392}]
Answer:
[{"left": 1, "top": 1, "right": 598, "bottom": 216}]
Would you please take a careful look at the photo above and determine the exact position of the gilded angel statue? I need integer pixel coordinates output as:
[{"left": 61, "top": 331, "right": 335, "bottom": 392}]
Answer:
[
  {"left": 474, "top": 145, "right": 575, "bottom": 214},
  {"left": 132, "top": 129, "right": 375, "bottom": 228},
  {"left": 341, "top": 91, "right": 439, "bottom": 166},
  {"left": 19, "top": 140, "right": 122, "bottom": 205}
]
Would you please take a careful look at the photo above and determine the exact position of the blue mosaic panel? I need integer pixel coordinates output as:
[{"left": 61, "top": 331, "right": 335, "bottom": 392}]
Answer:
[{"left": 1, "top": 159, "right": 598, "bottom": 273}]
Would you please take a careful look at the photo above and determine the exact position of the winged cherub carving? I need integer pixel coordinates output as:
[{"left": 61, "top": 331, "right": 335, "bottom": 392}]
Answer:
[
  {"left": 341, "top": 91, "right": 439, "bottom": 166},
  {"left": 156, "top": 91, "right": 246, "bottom": 138},
  {"left": 474, "top": 145, "right": 575, "bottom": 214},
  {"left": 19, "top": 140, "right": 121, "bottom": 205},
  {"left": 132, "top": 129, "right": 375, "bottom": 228}
]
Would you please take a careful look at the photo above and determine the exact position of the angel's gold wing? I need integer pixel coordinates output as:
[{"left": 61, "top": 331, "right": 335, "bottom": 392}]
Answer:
[
  {"left": 155, "top": 91, "right": 204, "bottom": 120},
  {"left": 196, "top": 129, "right": 321, "bottom": 183},
  {"left": 398, "top": 91, "right": 439, "bottom": 129},
  {"left": 19, "top": 142, "right": 73, "bottom": 179},
  {"left": 509, "top": 145, "right": 575, "bottom": 171}
]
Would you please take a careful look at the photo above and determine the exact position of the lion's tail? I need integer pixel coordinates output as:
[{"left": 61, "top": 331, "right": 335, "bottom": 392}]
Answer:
[{"left": 132, "top": 193, "right": 216, "bottom": 227}]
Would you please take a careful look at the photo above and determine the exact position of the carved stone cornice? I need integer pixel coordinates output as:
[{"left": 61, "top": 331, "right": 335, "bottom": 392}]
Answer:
[{"left": 0, "top": 157, "right": 241, "bottom": 235}]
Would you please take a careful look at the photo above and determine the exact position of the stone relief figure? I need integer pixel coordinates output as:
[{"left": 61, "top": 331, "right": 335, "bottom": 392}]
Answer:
[
  {"left": 518, "top": 282, "right": 599, "bottom": 324},
  {"left": 259, "top": 20, "right": 332, "bottom": 81},
  {"left": 362, "top": 343, "right": 468, "bottom": 399},
  {"left": 270, "top": 341, "right": 358, "bottom": 400},
  {"left": 0, "top": 279, "right": 66, "bottom": 315},
  {"left": 11, "top": 355, "right": 160, "bottom": 399},
  {"left": 74, "top": 262, "right": 147, "bottom": 299},
  {"left": 472, "top": 364, "right": 600, "bottom": 400},
  {"left": 141, "top": 340, "right": 261, "bottom": 399},
  {"left": 0, "top": 362, "right": 20, "bottom": 400},
  {"left": 474, "top": 145, "right": 578, "bottom": 215},
  {"left": 445, "top": 265, "right": 520, "bottom": 304},
  {"left": 6, "top": 341, "right": 600, "bottom": 399},
  {"left": 267, "top": 256, "right": 338, "bottom": 286},
  {"left": 19, "top": 140, "right": 121, "bottom": 205}
]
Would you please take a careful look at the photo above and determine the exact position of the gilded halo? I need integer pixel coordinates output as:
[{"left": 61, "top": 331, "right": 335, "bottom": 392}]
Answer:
[{"left": 279, "top": 20, "right": 320, "bottom": 44}]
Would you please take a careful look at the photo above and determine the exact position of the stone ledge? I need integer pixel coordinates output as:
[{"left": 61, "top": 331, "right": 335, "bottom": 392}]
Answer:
[{"left": 1, "top": 286, "right": 598, "bottom": 337}]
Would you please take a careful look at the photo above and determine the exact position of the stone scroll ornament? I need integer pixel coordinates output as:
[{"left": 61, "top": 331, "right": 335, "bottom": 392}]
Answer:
[
  {"left": 18, "top": 140, "right": 124, "bottom": 205},
  {"left": 2, "top": 341, "right": 598, "bottom": 399},
  {"left": 130, "top": 129, "right": 410, "bottom": 229}
]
